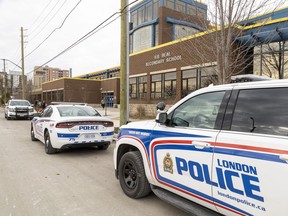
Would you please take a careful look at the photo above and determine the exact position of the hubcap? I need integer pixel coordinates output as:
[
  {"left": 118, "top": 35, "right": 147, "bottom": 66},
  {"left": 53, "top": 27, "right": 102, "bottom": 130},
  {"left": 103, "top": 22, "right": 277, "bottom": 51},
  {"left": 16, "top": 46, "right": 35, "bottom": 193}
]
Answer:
[{"left": 123, "top": 161, "right": 137, "bottom": 189}]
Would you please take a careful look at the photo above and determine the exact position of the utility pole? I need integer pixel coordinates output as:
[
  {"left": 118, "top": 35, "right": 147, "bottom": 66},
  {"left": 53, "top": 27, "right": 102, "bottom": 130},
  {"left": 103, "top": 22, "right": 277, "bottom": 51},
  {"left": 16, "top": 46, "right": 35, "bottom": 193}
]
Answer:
[
  {"left": 120, "top": 0, "right": 129, "bottom": 126},
  {"left": 21, "top": 27, "right": 25, "bottom": 99},
  {"left": 3, "top": 59, "right": 7, "bottom": 104}
]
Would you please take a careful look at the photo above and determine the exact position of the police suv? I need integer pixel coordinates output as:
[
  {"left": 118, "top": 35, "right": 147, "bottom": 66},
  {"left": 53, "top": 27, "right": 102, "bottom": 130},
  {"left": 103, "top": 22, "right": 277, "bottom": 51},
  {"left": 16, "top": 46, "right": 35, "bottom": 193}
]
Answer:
[{"left": 113, "top": 76, "right": 288, "bottom": 216}]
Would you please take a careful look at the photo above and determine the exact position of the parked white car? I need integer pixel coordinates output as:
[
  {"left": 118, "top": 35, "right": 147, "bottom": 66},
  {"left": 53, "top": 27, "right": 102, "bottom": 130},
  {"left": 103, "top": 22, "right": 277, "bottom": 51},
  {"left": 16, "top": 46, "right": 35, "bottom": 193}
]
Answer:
[
  {"left": 5, "top": 99, "right": 35, "bottom": 120},
  {"left": 31, "top": 104, "right": 114, "bottom": 154}
]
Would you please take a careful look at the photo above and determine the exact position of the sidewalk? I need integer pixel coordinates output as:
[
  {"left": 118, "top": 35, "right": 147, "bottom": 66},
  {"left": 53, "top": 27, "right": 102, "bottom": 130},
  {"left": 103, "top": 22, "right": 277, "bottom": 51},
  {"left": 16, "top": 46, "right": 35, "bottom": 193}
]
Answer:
[{"left": 98, "top": 107, "right": 121, "bottom": 128}]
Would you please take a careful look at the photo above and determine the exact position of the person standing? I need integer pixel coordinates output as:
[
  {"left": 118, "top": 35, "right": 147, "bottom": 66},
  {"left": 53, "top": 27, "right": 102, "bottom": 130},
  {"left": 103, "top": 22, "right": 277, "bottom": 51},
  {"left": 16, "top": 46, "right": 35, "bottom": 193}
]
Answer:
[{"left": 101, "top": 98, "right": 105, "bottom": 109}]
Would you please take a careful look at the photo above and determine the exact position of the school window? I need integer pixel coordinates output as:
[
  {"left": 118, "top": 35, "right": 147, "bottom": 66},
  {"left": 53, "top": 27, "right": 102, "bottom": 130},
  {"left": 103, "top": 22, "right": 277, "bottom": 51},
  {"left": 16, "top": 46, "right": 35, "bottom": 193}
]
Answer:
[
  {"left": 187, "top": 4, "right": 196, "bottom": 16},
  {"left": 175, "top": 0, "right": 185, "bottom": 13},
  {"left": 133, "top": 26, "right": 153, "bottom": 53},
  {"left": 129, "top": 78, "right": 137, "bottom": 99},
  {"left": 145, "top": 2, "right": 153, "bottom": 22},
  {"left": 165, "top": 0, "right": 175, "bottom": 10},
  {"left": 151, "top": 74, "right": 162, "bottom": 99},
  {"left": 200, "top": 66, "right": 218, "bottom": 88},
  {"left": 153, "top": 0, "right": 159, "bottom": 18},
  {"left": 174, "top": 25, "right": 200, "bottom": 40},
  {"left": 182, "top": 69, "right": 197, "bottom": 97},
  {"left": 138, "top": 6, "right": 145, "bottom": 25},
  {"left": 138, "top": 76, "right": 147, "bottom": 99},
  {"left": 164, "top": 72, "right": 176, "bottom": 99}
]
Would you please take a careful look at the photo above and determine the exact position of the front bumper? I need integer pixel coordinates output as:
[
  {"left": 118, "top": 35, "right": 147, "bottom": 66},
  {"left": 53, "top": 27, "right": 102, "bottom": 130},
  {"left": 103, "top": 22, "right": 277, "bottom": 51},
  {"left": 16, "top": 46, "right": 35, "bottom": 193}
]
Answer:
[{"left": 8, "top": 111, "right": 34, "bottom": 119}]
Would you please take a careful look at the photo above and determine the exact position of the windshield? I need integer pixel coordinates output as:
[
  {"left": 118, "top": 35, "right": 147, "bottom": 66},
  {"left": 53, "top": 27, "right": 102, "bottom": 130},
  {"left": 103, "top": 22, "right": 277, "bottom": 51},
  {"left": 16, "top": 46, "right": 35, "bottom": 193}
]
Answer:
[
  {"left": 10, "top": 100, "right": 30, "bottom": 106},
  {"left": 57, "top": 106, "right": 101, "bottom": 117}
]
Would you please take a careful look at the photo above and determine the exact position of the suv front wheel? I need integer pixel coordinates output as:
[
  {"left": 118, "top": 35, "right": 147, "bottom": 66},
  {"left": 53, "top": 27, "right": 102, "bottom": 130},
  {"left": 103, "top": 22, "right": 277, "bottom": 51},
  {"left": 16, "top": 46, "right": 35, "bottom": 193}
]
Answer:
[{"left": 118, "top": 151, "right": 151, "bottom": 199}]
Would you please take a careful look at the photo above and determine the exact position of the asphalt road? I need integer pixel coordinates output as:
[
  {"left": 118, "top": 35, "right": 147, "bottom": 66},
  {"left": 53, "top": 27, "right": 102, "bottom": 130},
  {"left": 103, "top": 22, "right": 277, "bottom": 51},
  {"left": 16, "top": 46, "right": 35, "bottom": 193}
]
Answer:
[{"left": 0, "top": 109, "right": 190, "bottom": 216}]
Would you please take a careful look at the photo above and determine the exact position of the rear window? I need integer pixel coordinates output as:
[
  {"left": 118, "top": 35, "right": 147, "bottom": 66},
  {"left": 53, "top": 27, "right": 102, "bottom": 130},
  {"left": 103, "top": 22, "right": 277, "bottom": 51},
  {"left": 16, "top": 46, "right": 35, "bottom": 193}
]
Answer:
[
  {"left": 231, "top": 88, "right": 288, "bottom": 136},
  {"left": 57, "top": 106, "right": 101, "bottom": 117}
]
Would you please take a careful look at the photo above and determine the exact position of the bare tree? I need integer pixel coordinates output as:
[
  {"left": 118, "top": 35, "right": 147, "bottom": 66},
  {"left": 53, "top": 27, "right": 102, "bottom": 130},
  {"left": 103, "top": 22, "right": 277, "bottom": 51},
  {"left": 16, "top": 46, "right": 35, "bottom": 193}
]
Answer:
[
  {"left": 174, "top": 0, "right": 286, "bottom": 84},
  {"left": 259, "top": 42, "right": 288, "bottom": 78}
]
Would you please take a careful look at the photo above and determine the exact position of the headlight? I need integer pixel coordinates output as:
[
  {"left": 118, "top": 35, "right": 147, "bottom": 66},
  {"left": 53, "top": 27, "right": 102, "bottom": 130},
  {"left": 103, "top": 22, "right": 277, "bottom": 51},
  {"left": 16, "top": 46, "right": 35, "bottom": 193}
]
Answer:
[
  {"left": 29, "top": 108, "right": 34, "bottom": 112},
  {"left": 9, "top": 107, "right": 15, "bottom": 112}
]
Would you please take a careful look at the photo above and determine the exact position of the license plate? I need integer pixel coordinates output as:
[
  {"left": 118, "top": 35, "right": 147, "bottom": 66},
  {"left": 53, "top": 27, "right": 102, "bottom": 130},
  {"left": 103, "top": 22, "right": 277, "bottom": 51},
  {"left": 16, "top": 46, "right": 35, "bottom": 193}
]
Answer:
[{"left": 84, "top": 134, "right": 96, "bottom": 139}]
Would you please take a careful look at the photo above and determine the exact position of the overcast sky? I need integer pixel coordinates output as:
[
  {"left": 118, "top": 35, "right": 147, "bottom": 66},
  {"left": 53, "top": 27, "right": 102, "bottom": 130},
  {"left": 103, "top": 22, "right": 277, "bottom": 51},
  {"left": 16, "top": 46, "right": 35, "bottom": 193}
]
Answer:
[{"left": 0, "top": 0, "right": 135, "bottom": 78}]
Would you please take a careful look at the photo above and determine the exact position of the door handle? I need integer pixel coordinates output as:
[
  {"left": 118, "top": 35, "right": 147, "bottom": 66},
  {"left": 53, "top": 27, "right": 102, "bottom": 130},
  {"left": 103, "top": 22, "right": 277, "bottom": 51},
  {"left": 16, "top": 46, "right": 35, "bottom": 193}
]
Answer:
[
  {"left": 192, "top": 141, "right": 210, "bottom": 149},
  {"left": 279, "top": 154, "right": 288, "bottom": 162}
]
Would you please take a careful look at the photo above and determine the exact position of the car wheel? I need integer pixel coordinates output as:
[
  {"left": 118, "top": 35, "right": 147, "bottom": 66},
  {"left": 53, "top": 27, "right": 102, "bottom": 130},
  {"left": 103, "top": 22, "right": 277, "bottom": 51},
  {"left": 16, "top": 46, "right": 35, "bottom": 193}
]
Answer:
[
  {"left": 31, "top": 125, "right": 38, "bottom": 141},
  {"left": 7, "top": 116, "right": 11, "bottom": 120},
  {"left": 118, "top": 151, "right": 151, "bottom": 199},
  {"left": 98, "top": 144, "right": 109, "bottom": 150},
  {"left": 44, "top": 131, "right": 57, "bottom": 154}
]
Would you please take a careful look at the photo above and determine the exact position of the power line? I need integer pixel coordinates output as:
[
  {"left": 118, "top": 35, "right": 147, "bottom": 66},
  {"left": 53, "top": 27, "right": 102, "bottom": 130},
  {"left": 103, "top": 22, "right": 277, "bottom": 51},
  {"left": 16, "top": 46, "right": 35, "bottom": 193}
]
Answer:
[
  {"left": 28, "top": 0, "right": 62, "bottom": 38},
  {"left": 30, "top": 0, "right": 138, "bottom": 74},
  {"left": 28, "top": 0, "right": 67, "bottom": 42},
  {"left": 25, "top": 0, "right": 82, "bottom": 58},
  {"left": 28, "top": 0, "right": 55, "bottom": 31}
]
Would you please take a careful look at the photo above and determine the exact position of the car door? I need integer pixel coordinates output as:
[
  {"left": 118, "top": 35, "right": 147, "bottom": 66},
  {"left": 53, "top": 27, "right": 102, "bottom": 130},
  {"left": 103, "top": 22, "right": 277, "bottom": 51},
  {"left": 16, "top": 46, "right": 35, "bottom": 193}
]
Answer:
[
  {"left": 150, "top": 90, "right": 230, "bottom": 212},
  {"left": 212, "top": 87, "right": 288, "bottom": 216},
  {"left": 34, "top": 106, "right": 53, "bottom": 141}
]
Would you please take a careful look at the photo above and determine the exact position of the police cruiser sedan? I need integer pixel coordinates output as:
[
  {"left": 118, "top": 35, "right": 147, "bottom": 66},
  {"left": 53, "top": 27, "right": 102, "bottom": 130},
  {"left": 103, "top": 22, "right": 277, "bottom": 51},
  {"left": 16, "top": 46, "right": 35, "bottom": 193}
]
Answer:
[
  {"left": 31, "top": 104, "right": 114, "bottom": 154},
  {"left": 114, "top": 77, "right": 288, "bottom": 216}
]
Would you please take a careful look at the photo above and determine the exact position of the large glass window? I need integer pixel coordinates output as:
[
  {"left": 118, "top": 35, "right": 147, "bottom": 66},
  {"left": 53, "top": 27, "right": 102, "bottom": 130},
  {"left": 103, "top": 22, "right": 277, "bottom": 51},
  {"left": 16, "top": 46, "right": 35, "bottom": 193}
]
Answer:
[
  {"left": 165, "top": 0, "right": 175, "bottom": 10},
  {"left": 197, "top": 8, "right": 206, "bottom": 19},
  {"left": 231, "top": 88, "right": 288, "bottom": 136},
  {"left": 133, "top": 26, "right": 153, "bottom": 52},
  {"left": 131, "top": 11, "right": 137, "bottom": 27},
  {"left": 151, "top": 74, "right": 162, "bottom": 99},
  {"left": 138, "top": 6, "right": 145, "bottom": 25},
  {"left": 138, "top": 76, "right": 147, "bottom": 99},
  {"left": 145, "top": 2, "right": 153, "bottom": 22},
  {"left": 187, "top": 4, "right": 197, "bottom": 16},
  {"left": 153, "top": 0, "right": 159, "bottom": 19},
  {"left": 129, "top": 78, "right": 137, "bottom": 99},
  {"left": 171, "top": 91, "right": 225, "bottom": 129},
  {"left": 175, "top": 0, "right": 185, "bottom": 13},
  {"left": 182, "top": 69, "right": 197, "bottom": 97},
  {"left": 164, "top": 72, "right": 176, "bottom": 99},
  {"left": 174, "top": 24, "right": 200, "bottom": 40},
  {"left": 200, "top": 66, "right": 218, "bottom": 88},
  {"left": 253, "top": 42, "right": 288, "bottom": 79},
  {"left": 154, "top": 24, "right": 159, "bottom": 46}
]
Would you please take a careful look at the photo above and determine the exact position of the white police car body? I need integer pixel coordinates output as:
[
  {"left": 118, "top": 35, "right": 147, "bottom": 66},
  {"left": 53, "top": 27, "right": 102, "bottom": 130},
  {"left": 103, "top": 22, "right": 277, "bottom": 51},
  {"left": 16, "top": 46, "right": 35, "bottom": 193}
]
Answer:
[
  {"left": 31, "top": 104, "right": 114, "bottom": 154},
  {"left": 5, "top": 99, "right": 35, "bottom": 120},
  {"left": 114, "top": 78, "right": 288, "bottom": 216}
]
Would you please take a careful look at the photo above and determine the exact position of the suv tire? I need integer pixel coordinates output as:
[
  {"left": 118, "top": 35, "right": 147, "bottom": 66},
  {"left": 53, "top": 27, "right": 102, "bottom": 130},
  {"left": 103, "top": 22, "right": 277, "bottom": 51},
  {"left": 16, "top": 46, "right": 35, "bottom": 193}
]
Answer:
[{"left": 118, "top": 151, "right": 151, "bottom": 199}]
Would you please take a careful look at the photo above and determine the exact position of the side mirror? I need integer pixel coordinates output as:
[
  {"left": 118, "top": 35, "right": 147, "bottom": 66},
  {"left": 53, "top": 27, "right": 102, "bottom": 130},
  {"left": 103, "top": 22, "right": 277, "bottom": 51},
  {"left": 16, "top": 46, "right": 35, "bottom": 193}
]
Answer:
[
  {"left": 156, "top": 102, "right": 166, "bottom": 111},
  {"left": 156, "top": 112, "right": 168, "bottom": 124}
]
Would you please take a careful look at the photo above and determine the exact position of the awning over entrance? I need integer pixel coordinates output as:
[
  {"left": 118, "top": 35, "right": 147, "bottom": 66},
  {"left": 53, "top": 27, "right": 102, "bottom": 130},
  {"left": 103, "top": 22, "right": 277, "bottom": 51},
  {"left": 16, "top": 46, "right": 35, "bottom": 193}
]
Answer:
[{"left": 236, "top": 27, "right": 288, "bottom": 45}]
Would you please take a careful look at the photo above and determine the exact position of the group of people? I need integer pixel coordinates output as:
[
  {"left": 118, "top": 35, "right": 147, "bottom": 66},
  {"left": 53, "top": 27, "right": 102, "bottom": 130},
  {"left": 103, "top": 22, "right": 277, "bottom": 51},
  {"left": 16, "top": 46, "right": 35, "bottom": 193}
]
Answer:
[{"left": 34, "top": 100, "right": 47, "bottom": 111}]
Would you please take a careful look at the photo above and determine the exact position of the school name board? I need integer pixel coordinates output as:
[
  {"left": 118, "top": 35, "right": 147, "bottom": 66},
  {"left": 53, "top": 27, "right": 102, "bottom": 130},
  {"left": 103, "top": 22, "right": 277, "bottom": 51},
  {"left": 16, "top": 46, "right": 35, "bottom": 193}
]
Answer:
[{"left": 145, "top": 52, "right": 182, "bottom": 67}]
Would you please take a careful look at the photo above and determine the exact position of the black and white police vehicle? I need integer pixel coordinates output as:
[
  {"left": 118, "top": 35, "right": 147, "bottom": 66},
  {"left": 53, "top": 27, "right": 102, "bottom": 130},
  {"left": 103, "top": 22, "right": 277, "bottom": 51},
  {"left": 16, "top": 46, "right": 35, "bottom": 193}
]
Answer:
[
  {"left": 114, "top": 75, "right": 288, "bottom": 216},
  {"left": 5, "top": 99, "right": 35, "bottom": 120}
]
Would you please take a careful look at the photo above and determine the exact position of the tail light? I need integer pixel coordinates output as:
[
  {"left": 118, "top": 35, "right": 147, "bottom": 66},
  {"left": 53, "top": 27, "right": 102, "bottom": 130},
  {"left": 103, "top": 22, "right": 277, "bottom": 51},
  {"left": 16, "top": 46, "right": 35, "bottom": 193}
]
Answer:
[
  {"left": 55, "top": 121, "right": 114, "bottom": 128},
  {"left": 56, "top": 122, "right": 75, "bottom": 128}
]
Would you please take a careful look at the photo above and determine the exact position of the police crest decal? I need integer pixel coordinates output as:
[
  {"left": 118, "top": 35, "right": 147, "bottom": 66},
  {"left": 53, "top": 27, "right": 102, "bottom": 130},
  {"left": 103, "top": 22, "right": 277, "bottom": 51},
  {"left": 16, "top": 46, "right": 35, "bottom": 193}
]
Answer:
[{"left": 163, "top": 153, "right": 173, "bottom": 174}]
